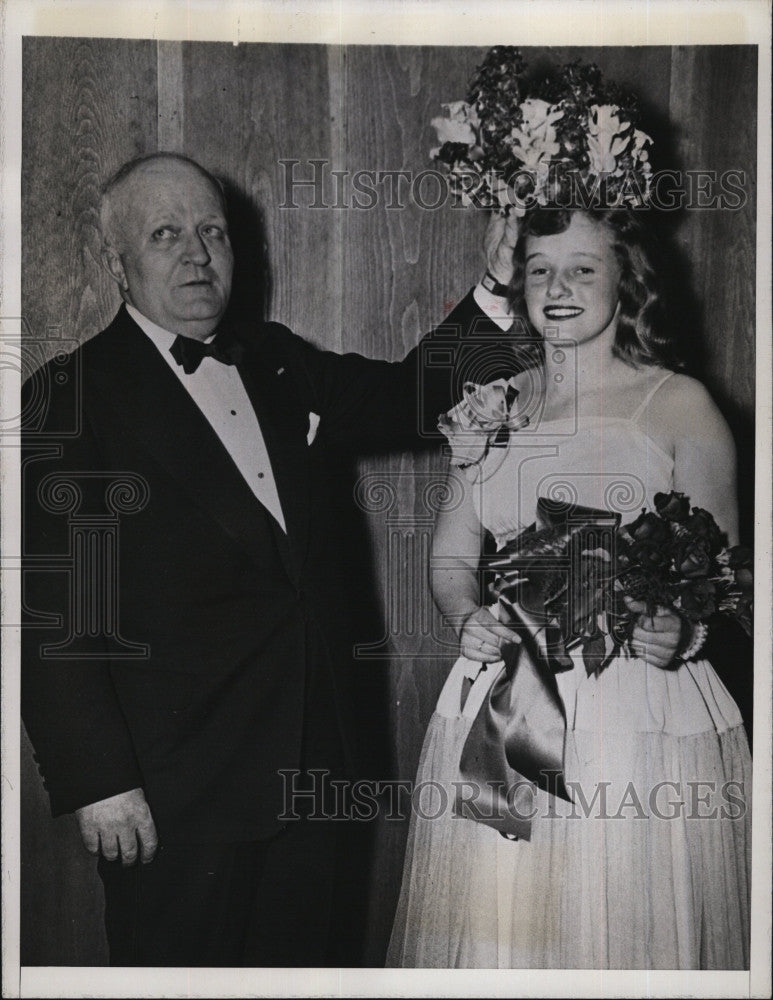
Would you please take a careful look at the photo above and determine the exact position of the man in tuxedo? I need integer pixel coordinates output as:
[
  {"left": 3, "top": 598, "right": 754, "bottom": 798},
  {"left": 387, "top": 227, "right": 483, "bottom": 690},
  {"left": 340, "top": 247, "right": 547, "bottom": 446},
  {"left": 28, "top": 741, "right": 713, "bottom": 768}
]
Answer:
[{"left": 21, "top": 152, "right": 524, "bottom": 967}]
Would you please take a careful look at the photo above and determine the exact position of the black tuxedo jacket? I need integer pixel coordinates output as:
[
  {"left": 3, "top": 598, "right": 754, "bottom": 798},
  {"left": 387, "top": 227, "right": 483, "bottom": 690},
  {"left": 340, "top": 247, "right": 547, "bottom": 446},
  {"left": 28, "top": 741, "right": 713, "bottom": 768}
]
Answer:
[{"left": 22, "top": 292, "right": 507, "bottom": 842}]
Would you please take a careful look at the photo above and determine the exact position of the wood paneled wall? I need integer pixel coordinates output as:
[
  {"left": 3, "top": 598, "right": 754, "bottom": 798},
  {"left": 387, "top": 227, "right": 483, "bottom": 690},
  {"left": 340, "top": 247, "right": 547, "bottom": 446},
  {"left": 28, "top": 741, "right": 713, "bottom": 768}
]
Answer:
[{"left": 20, "top": 39, "right": 757, "bottom": 966}]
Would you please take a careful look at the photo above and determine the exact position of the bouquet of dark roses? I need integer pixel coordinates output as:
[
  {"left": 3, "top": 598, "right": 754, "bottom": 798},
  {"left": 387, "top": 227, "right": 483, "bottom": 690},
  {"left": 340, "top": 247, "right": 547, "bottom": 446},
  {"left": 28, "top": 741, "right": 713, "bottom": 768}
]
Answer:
[
  {"left": 430, "top": 46, "right": 653, "bottom": 214},
  {"left": 489, "top": 491, "right": 753, "bottom": 675}
]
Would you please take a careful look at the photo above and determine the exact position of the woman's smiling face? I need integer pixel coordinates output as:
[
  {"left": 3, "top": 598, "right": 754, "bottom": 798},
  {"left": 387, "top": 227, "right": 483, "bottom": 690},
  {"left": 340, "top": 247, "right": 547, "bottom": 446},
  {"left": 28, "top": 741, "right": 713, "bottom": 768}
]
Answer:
[{"left": 523, "top": 213, "right": 622, "bottom": 346}]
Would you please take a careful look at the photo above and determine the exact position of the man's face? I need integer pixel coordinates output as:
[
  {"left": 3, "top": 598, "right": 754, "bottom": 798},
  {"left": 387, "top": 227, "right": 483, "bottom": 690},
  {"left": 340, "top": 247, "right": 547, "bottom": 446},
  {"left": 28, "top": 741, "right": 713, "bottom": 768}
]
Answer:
[{"left": 105, "top": 161, "right": 234, "bottom": 340}]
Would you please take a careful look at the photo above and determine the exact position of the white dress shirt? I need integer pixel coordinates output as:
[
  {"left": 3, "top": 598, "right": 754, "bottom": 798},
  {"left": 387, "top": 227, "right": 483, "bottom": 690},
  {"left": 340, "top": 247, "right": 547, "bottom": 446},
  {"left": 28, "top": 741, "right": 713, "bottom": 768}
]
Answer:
[
  {"left": 126, "top": 288, "right": 507, "bottom": 532},
  {"left": 126, "top": 304, "right": 287, "bottom": 531}
]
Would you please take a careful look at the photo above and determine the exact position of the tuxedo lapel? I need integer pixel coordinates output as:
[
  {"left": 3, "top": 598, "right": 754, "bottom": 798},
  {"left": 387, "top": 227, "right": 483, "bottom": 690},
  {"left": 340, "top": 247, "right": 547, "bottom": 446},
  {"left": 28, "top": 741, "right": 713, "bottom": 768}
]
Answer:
[
  {"left": 88, "top": 309, "right": 298, "bottom": 577},
  {"left": 236, "top": 340, "right": 311, "bottom": 578}
]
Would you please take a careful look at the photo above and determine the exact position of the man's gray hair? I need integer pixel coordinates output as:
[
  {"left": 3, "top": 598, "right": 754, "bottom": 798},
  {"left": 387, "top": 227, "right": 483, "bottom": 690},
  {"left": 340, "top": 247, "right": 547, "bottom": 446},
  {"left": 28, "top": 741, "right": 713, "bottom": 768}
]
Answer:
[{"left": 99, "top": 152, "right": 227, "bottom": 248}]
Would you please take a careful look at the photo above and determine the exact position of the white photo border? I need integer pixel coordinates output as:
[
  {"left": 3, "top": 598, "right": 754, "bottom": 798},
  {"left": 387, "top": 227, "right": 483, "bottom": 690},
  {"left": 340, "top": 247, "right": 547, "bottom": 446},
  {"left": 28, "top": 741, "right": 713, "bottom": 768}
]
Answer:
[{"left": 2, "top": 2, "right": 771, "bottom": 997}]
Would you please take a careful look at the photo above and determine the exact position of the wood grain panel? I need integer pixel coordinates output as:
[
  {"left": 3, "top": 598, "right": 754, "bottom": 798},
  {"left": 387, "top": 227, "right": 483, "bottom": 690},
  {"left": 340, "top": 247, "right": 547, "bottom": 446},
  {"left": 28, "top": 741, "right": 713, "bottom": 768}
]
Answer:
[
  {"left": 179, "top": 42, "right": 337, "bottom": 341},
  {"left": 22, "top": 37, "right": 158, "bottom": 358},
  {"left": 339, "top": 45, "right": 487, "bottom": 356},
  {"left": 157, "top": 41, "right": 185, "bottom": 152}
]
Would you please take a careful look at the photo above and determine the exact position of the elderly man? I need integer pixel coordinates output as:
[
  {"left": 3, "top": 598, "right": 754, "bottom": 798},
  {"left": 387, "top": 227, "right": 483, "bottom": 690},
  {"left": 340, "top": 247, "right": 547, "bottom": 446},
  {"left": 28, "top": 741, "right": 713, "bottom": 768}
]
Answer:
[{"left": 20, "top": 152, "right": 523, "bottom": 967}]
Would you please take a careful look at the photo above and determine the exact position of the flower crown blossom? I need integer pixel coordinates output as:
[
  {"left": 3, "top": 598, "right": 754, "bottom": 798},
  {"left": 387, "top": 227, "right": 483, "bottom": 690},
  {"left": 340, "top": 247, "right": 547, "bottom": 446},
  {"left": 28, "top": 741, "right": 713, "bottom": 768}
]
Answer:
[
  {"left": 430, "top": 47, "right": 654, "bottom": 215},
  {"left": 506, "top": 98, "right": 564, "bottom": 171}
]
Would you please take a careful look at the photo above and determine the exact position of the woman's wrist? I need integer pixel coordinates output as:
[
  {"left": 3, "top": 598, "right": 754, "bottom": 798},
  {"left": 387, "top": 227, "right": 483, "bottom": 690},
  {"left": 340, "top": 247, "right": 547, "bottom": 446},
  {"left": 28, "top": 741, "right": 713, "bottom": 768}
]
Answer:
[
  {"left": 674, "top": 620, "right": 709, "bottom": 663},
  {"left": 452, "top": 605, "right": 480, "bottom": 641}
]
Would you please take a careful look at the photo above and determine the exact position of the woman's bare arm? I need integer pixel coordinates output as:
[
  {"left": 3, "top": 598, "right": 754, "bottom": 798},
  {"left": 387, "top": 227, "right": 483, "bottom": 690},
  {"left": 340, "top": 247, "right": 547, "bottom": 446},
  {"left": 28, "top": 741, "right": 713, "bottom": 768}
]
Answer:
[
  {"left": 653, "top": 374, "right": 739, "bottom": 544},
  {"left": 431, "top": 467, "right": 519, "bottom": 662}
]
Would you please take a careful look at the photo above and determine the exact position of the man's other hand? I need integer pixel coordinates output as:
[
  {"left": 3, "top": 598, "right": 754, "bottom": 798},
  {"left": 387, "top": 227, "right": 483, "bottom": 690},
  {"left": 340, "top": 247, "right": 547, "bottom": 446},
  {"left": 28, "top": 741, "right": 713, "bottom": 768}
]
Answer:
[{"left": 76, "top": 787, "right": 158, "bottom": 865}]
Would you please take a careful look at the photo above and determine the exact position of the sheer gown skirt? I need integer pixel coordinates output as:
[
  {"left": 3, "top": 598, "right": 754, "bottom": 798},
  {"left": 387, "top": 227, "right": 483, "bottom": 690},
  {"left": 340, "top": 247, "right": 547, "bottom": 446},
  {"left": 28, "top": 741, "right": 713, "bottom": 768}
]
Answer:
[{"left": 387, "top": 645, "right": 752, "bottom": 969}]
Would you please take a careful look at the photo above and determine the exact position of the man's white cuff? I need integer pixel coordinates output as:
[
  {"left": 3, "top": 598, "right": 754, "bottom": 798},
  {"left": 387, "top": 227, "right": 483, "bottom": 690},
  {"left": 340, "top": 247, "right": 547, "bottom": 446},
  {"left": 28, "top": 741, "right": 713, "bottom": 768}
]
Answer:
[{"left": 473, "top": 283, "right": 514, "bottom": 332}]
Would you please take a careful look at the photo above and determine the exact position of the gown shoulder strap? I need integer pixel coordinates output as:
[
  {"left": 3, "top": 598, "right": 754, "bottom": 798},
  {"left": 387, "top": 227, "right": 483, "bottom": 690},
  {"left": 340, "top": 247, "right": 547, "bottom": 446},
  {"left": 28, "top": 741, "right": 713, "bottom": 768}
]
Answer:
[{"left": 630, "top": 370, "right": 676, "bottom": 423}]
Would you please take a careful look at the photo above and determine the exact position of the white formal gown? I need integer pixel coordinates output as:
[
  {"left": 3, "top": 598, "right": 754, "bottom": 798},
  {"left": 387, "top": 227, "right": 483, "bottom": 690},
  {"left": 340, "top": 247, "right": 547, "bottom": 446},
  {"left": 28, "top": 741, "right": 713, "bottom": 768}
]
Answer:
[{"left": 387, "top": 371, "right": 752, "bottom": 969}]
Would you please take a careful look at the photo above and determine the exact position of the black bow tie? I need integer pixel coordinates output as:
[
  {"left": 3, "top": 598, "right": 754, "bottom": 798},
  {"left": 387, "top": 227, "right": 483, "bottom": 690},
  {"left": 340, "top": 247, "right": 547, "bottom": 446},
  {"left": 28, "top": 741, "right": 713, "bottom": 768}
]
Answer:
[{"left": 170, "top": 330, "right": 245, "bottom": 374}]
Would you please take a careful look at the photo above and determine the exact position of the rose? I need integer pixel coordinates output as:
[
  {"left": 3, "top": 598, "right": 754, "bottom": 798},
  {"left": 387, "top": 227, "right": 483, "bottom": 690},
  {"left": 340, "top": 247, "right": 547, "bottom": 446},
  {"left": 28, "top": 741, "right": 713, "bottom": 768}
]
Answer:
[
  {"left": 723, "top": 544, "right": 753, "bottom": 570},
  {"left": 716, "top": 545, "right": 753, "bottom": 599},
  {"left": 676, "top": 537, "right": 712, "bottom": 578},
  {"left": 630, "top": 539, "right": 670, "bottom": 572},
  {"left": 728, "top": 546, "right": 752, "bottom": 568},
  {"left": 735, "top": 567, "right": 753, "bottom": 595},
  {"left": 675, "top": 578, "right": 717, "bottom": 618},
  {"left": 685, "top": 507, "right": 725, "bottom": 555},
  {"left": 653, "top": 491, "right": 690, "bottom": 522},
  {"left": 626, "top": 510, "right": 670, "bottom": 545}
]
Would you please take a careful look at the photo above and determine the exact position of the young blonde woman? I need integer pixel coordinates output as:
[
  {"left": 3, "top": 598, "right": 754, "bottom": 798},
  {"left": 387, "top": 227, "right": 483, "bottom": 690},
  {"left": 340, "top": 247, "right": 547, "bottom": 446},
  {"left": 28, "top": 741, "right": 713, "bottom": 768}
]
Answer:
[{"left": 387, "top": 207, "right": 751, "bottom": 969}]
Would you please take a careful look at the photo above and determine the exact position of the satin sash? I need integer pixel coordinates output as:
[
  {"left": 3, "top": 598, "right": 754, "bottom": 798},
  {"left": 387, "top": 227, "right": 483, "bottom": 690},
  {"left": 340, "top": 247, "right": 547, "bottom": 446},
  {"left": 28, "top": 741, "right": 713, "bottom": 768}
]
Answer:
[{"left": 455, "top": 622, "right": 571, "bottom": 841}]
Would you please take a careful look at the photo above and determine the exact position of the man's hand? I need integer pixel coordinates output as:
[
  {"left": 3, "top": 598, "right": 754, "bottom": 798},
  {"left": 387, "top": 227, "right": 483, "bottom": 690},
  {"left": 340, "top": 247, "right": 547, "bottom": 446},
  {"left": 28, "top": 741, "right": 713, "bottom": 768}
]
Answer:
[
  {"left": 76, "top": 787, "right": 158, "bottom": 866},
  {"left": 459, "top": 606, "right": 521, "bottom": 663},
  {"left": 483, "top": 211, "right": 521, "bottom": 286},
  {"left": 625, "top": 598, "right": 682, "bottom": 669}
]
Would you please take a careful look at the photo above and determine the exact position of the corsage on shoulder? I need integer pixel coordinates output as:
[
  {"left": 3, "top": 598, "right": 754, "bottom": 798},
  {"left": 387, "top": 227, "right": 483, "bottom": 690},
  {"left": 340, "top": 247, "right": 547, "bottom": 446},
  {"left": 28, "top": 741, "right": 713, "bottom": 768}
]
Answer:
[{"left": 438, "top": 377, "right": 528, "bottom": 477}]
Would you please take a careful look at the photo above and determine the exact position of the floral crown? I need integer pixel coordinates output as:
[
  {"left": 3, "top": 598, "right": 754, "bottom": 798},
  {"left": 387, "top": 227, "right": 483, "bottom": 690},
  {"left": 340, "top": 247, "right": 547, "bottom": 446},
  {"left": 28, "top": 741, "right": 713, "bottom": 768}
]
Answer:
[{"left": 430, "top": 47, "right": 653, "bottom": 214}]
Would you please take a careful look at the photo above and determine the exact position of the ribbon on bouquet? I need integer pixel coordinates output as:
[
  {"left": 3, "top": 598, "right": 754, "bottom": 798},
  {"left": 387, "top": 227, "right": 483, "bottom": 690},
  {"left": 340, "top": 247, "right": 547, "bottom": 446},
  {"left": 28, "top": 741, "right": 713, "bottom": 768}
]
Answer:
[
  {"left": 454, "top": 499, "right": 623, "bottom": 840},
  {"left": 454, "top": 616, "right": 572, "bottom": 841}
]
